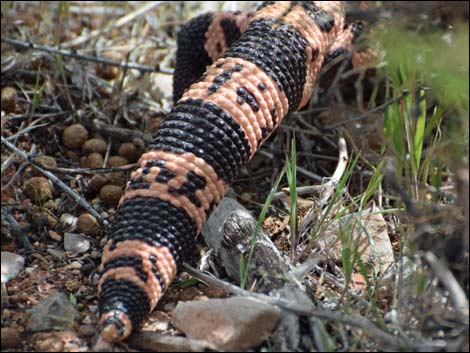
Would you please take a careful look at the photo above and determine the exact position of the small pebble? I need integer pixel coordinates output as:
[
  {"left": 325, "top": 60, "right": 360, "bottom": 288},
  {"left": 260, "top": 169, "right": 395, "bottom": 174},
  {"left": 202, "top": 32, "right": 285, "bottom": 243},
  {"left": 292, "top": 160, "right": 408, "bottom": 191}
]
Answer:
[
  {"left": 43, "top": 199, "right": 57, "bottom": 210},
  {"left": 63, "top": 124, "right": 88, "bottom": 149},
  {"left": 108, "top": 155, "right": 129, "bottom": 167},
  {"left": 59, "top": 214, "right": 77, "bottom": 231},
  {"left": 64, "top": 150, "right": 80, "bottom": 162},
  {"left": 98, "top": 52, "right": 122, "bottom": 80},
  {"left": 32, "top": 211, "right": 49, "bottom": 230},
  {"left": 65, "top": 278, "right": 81, "bottom": 293},
  {"left": 3, "top": 308, "right": 12, "bottom": 320},
  {"left": 76, "top": 213, "right": 100, "bottom": 237},
  {"left": 99, "top": 64, "right": 120, "bottom": 80},
  {"left": 66, "top": 261, "right": 82, "bottom": 270},
  {"left": 1, "top": 327, "right": 21, "bottom": 349},
  {"left": 64, "top": 233, "right": 90, "bottom": 255},
  {"left": 100, "top": 185, "right": 123, "bottom": 206},
  {"left": 1, "top": 86, "right": 17, "bottom": 113},
  {"left": 90, "top": 250, "right": 101, "bottom": 260},
  {"left": 78, "top": 324, "right": 96, "bottom": 337},
  {"left": 23, "top": 177, "right": 53, "bottom": 203},
  {"left": 118, "top": 142, "right": 138, "bottom": 162},
  {"left": 1, "top": 252, "right": 25, "bottom": 283},
  {"left": 31, "top": 156, "right": 57, "bottom": 176},
  {"left": 25, "top": 293, "right": 78, "bottom": 332},
  {"left": 88, "top": 174, "right": 107, "bottom": 192},
  {"left": 82, "top": 138, "right": 108, "bottom": 155},
  {"left": 32, "top": 331, "right": 80, "bottom": 352},
  {"left": 47, "top": 248, "right": 65, "bottom": 260},
  {"left": 105, "top": 172, "right": 127, "bottom": 187},
  {"left": 82, "top": 152, "right": 104, "bottom": 169},
  {"left": 48, "top": 230, "right": 62, "bottom": 241}
]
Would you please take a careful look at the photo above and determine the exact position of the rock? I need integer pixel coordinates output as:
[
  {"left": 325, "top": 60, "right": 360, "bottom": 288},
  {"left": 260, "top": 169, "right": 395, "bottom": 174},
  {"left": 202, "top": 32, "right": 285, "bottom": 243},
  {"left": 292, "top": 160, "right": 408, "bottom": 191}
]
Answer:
[
  {"left": 78, "top": 324, "right": 96, "bottom": 337},
  {"left": 147, "top": 310, "right": 171, "bottom": 331},
  {"left": 47, "top": 248, "right": 65, "bottom": 260},
  {"left": 316, "top": 205, "right": 395, "bottom": 275},
  {"left": 24, "top": 292, "right": 78, "bottom": 332},
  {"left": 1, "top": 327, "right": 21, "bottom": 349},
  {"left": 152, "top": 72, "right": 173, "bottom": 100},
  {"left": 64, "top": 233, "right": 90, "bottom": 255},
  {"left": 1, "top": 86, "right": 17, "bottom": 112},
  {"left": 118, "top": 142, "right": 138, "bottom": 162},
  {"left": 1, "top": 251, "right": 24, "bottom": 307},
  {"left": 81, "top": 138, "right": 108, "bottom": 155},
  {"left": 100, "top": 185, "right": 123, "bottom": 206},
  {"left": 1, "top": 251, "right": 25, "bottom": 283},
  {"left": 32, "top": 211, "right": 49, "bottom": 230},
  {"left": 23, "top": 177, "right": 53, "bottom": 203},
  {"left": 107, "top": 155, "right": 129, "bottom": 167},
  {"left": 32, "top": 331, "right": 81, "bottom": 352},
  {"left": 48, "top": 230, "right": 62, "bottom": 241},
  {"left": 105, "top": 171, "right": 127, "bottom": 187},
  {"left": 98, "top": 53, "right": 121, "bottom": 80},
  {"left": 87, "top": 174, "right": 107, "bottom": 193},
  {"left": 59, "top": 214, "right": 77, "bottom": 231},
  {"left": 62, "top": 124, "right": 88, "bottom": 149},
  {"left": 172, "top": 297, "right": 281, "bottom": 351},
  {"left": 76, "top": 213, "right": 100, "bottom": 237},
  {"left": 32, "top": 156, "right": 57, "bottom": 176},
  {"left": 3, "top": 308, "right": 12, "bottom": 319},
  {"left": 82, "top": 152, "right": 104, "bottom": 169}
]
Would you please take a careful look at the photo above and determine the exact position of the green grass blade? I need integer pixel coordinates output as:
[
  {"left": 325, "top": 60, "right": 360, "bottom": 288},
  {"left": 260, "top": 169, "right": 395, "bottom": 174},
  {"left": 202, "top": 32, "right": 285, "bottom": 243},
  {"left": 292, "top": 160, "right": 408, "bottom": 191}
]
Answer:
[{"left": 240, "top": 166, "right": 287, "bottom": 289}]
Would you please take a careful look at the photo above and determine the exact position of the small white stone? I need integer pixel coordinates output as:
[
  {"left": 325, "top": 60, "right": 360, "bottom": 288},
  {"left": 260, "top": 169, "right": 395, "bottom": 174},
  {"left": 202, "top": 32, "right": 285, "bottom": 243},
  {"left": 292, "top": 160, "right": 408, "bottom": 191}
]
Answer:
[
  {"left": 64, "top": 233, "right": 90, "bottom": 255},
  {"left": 1, "top": 252, "right": 25, "bottom": 283}
]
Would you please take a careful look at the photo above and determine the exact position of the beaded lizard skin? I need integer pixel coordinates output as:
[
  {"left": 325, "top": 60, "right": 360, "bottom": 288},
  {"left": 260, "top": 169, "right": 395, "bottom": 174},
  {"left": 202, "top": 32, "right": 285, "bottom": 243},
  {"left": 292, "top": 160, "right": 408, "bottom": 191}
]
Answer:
[{"left": 98, "top": 1, "right": 360, "bottom": 342}]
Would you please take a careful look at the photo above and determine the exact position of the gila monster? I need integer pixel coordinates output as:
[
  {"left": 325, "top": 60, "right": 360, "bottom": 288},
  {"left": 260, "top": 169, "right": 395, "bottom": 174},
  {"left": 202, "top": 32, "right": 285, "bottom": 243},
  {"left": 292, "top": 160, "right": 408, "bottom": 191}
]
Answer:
[{"left": 98, "top": 1, "right": 361, "bottom": 342}]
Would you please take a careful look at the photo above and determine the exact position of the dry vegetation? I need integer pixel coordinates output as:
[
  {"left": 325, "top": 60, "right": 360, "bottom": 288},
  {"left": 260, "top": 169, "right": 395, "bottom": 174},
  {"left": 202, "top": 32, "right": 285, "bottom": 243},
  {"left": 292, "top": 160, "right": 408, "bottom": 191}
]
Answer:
[{"left": 1, "top": 1, "right": 468, "bottom": 352}]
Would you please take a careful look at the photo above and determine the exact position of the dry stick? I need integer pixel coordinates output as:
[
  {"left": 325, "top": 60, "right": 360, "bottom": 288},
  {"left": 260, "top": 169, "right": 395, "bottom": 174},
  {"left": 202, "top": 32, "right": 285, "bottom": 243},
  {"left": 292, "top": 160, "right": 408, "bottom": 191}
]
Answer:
[
  {"left": 1, "top": 136, "right": 108, "bottom": 227},
  {"left": 87, "top": 118, "right": 153, "bottom": 144},
  {"left": 384, "top": 160, "right": 469, "bottom": 323},
  {"left": 2, "top": 207, "right": 33, "bottom": 252},
  {"left": 422, "top": 251, "right": 469, "bottom": 321},
  {"left": 272, "top": 137, "right": 348, "bottom": 201},
  {"left": 298, "top": 138, "right": 349, "bottom": 237},
  {"left": 181, "top": 263, "right": 437, "bottom": 351},
  {"left": 38, "top": 163, "right": 138, "bottom": 176},
  {"left": 325, "top": 92, "right": 409, "bottom": 129},
  {"left": 2, "top": 38, "right": 161, "bottom": 74},
  {"left": 257, "top": 149, "right": 323, "bottom": 182},
  {"left": 60, "top": 1, "right": 165, "bottom": 48}
]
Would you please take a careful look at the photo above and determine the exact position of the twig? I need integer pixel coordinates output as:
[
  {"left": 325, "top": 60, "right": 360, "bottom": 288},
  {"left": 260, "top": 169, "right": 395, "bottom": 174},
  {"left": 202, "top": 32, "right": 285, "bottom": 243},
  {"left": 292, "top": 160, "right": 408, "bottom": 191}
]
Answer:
[
  {"left": 257, "top": 149, "right": 323, "bottom": 182},
  {"left": 383, "top": 157, "right": 422, "bottom": 218},
  {"left": 4, "top": 118, "right": 51, "bottom": 142},
  {"left": 37, "top": 162, "right": 138, "bottom": 176},
  {"left": 422, "top": 251, "right": 469, "bottom": 321},
  {"left": 272, "top": 137, "right": 348, "bottom": 201},
  {"left": 59, "top": 1, "right": 165, "bottom": 48},
  {"left": 182, "top": 263, "right": 439, "bottom": 351},
  {"left": 2, "top": 37, "right": 162, "bottom": 74},
  {"left": 84, "top": 118, "right": 153, "bottom": 144},
  {"left": 325, "top": 92, "right": 409, "bottom": 129},
  {"left": 1, "top": 136, "right": 108, "bottom": 227},
  {"left": 2, "top": 207, "right": 33, "bottom": 252}
]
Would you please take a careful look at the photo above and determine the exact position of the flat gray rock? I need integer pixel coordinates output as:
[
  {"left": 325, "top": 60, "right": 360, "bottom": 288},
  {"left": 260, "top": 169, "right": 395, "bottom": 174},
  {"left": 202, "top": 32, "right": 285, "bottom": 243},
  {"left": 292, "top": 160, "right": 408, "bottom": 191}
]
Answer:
[
  {"left": 172, "top": 297, "right": 281, "bottom": 351},
  {"left": 64, "top": 232, "right": 90, "bottom": 254},
  {"left": 1, "top": 251, "right": 25, "bottom": 283},
  {"left": 24, "top": 292, "right": 77, "bottom": 332}
]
